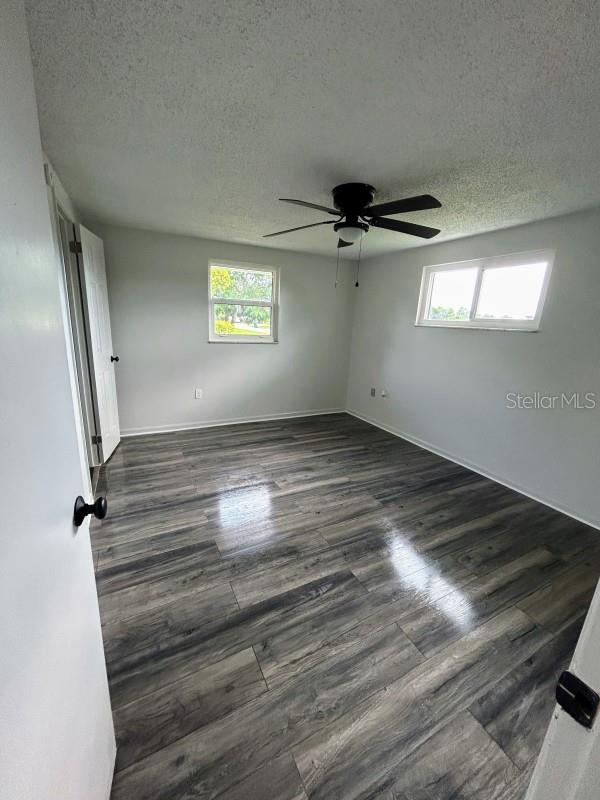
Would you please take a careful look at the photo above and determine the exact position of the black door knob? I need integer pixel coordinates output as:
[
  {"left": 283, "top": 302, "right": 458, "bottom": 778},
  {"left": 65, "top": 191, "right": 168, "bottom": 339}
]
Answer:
[
  {"left": 111, "top": 355, "right": 119, "bottom": 362},
  {"left": 73, "top": 496, "right": 108, "bottom": 527}
]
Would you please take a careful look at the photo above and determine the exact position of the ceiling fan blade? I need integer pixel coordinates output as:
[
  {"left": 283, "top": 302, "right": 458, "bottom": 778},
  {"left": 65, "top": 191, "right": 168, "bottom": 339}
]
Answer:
[
  {"left": 263, "top": 220, "right": 335, "bottom": 238},
  {"left": 364, "top": 194, "right": 441, "bottom": 217},
  {"left": 337, "top": 238, "right": 352, "bottom": 248},
  {"left": 369, "top": 216, "right": 440, "bottom": 239},
  {"left": 280, "top": 198, "right": 339, "bottom": 215}
]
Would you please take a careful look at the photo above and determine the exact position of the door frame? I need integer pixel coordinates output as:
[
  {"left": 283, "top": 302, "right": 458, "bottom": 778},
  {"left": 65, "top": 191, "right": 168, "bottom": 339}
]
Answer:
[
  {"left": 45, "top": 182, "right": 94, "bottom": 492},
  {"left": 56, "top": 204, "right": 103, "bottom": 468},
  {"left": 45, "top": 165, "right": 110, "bottom": 470},
  {"left": 46, "top": 173, "right": 106, "bottom": 474}
]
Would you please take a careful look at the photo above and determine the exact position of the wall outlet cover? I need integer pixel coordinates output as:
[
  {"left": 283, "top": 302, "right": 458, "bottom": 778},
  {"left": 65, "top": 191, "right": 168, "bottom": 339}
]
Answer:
[
  {"left": 195, "top": 388, "right": 203, "bottom": 399},
  {"left": 370, "top": 387, "right": 376, "bottom": 397}
]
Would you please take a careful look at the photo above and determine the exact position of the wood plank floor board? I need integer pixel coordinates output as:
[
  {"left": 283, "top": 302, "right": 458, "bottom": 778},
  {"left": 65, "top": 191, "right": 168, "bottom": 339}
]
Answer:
[
  {"left": 317, "top": 506, "right": 412, "bottom": 548},
  {"left": 203, "top": 496, "right": 333, "bottom": 556},
  {"left": 99, "top": 562, "right": 235, "bottom": 629},
  {"left": 469, "top": 614, "right": 585, "bottom": 770},
  {"left": 102, "top": 581, "right": 240, "bottom": 682},
  {"left": 110, "top": 621, "right": 423, "bottom": 800},
  {"left": 96, "top": 539, "right": 223, "bottom": 596},
  {"left": 396, "top": 547, "right": 573, "bottom": 657},
  {"left": 254, "top": 587, "right": 407, "bottom": 688},
  {"left": 231, "top": 545, "right": 349, "bottom": 608},
  {"left": 371, "top": 467, "right": 486, "bottom": 508},
  {"left": 492, "top": 765, "right": 535, "bottom": 800},
  {"left": 188, "top": 479, "right": 287, "bottom": 516},
  {"left": 96, "top": 524, "right": 214, "bottom": 570},
  {"left": 218, "top": 528, "right": 332, "bottom": 570},
  {"left": 291, "top": 608, "right": 551, "bottom": 800},
  {"left": 99, "top": 466, "right": 197, "bottom": 494},
  {"left": 457, "top": 510, "right": 600, "bottom": 576},
  {"left": 363, "top": 711, "right": 519, "bottom": 800},
  {"left": 209, "top": 751, "right": 308, "bottom": 800},
  {"left": 319, "top": 493, "right": 531, "bottom": 559},
  {"left": 517, "top": 559, "right": 600, "bottom": 631},
  {"left": 349, "top": 549, "right": 476, "bottom": 602},
  {"left": 392, "top": 498, "right": 540, "bottom": 561},
  {"left": 101, "top": 486, "right": 200, "bottom": 519},
  {"left": 89, "top": 414, "right": 598, "bottom": 800},
  {"left": 107, "top": 570, "right": 364, "bottom": 709},
  {"left": 113, "top": 647, "right": 268, "bottom": 772},
  {"left": 92, "top": 501, "right": 211, "bottom": 550}
]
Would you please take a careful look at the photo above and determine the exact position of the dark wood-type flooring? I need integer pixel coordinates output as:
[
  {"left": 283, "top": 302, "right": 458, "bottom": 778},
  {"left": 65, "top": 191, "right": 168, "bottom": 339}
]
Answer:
[{"left": 91, "top": 413, "right": 600, "bottom": 800}]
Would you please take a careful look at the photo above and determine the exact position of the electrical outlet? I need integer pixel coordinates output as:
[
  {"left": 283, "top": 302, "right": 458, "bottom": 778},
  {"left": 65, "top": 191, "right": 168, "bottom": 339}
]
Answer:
[
  {"left": 194, "top": 388, "right": 203, "bottom": 400},
  {"left": 370, "top": 387, "right": 376, "bottom": 397},
  {"left": 381, "top": 389, "right": 388, "bottom": 398}
]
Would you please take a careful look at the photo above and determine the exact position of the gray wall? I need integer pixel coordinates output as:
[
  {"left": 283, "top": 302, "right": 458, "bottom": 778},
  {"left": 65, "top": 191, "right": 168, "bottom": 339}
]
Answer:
[
  {"left": 347, "top": 208, "right": 600, "bottom": 528},
  {"left": 97, "top": 223, "right": 355, "bottom": 434},
  {"left": 97, "top": 209, "right": 600, "bottom": 528}
]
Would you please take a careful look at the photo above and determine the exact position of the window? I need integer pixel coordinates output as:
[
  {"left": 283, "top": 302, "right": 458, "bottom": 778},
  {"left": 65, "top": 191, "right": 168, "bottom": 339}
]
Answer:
[
  {"left": 209, "top": 261, "right": 279, "bottom": 343},
  {"left": 415, "top": 250, "right": 554, "bottom": 331}
]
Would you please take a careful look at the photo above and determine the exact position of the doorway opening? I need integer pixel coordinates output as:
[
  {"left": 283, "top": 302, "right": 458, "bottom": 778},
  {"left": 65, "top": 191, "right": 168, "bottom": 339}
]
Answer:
[{"left": 49, "top": 185, "right": 122, "bottom": 476}]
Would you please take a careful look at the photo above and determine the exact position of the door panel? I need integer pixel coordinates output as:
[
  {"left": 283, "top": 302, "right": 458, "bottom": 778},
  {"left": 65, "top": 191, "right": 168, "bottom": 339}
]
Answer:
[
  {"left": 526, "top": 576, "right": 600, "bottom": 800},
  {"left": 79, "top": 225, "right": 121, "bottom": 461},
  {"left": 0, "top": 3, "right": 115, "bottom": 799}
]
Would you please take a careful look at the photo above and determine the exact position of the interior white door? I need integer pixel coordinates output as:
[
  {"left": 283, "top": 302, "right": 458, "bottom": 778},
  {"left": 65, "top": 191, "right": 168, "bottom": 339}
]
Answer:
[
  {"left": 0, "top": 3, "right": 115, "bottom": 799},
  {"left": 526, "top": 576, "right": 600, "bottom": 800},
  {"left": 79, "top": 225, "right": 121, "bottom": 461}
]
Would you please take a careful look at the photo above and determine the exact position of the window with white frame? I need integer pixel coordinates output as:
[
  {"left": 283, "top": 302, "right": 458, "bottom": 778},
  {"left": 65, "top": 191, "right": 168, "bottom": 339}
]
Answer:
[
  {"left": 209, "top": 261, "right": 279, "bottom": 342},
  {"left": 415, "top": 250, "right": 554, "bottom": 331}
]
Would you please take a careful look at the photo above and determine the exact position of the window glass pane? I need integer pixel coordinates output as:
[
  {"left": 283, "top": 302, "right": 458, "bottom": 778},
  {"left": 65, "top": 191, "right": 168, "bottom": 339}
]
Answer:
[
  {"left": 427, "top": 267, "right": 478, "bottom": 321},
  {"left": 213, "top": 304, "right": 272, "bottom": 337},
  {"left": 475, "top": 262, "right": 547, "bottom": 320},
  {"left": 210, "top": 265, "right": 273, "bottom": 302}
]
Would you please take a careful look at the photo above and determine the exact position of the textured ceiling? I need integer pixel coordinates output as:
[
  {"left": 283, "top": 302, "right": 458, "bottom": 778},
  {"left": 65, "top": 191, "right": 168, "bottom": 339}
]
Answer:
[{"left": 26, "top": 0, "right": 600, "bottom": 258}]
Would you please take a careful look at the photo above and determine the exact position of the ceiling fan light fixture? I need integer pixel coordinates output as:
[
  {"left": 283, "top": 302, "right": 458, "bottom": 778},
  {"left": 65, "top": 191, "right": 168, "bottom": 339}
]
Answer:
[
  {"left": 338, "top": 226, "right": 363, "bottom": 244},
  {"left": 333, "top": 220, "right": 368, "bottom": 244}
]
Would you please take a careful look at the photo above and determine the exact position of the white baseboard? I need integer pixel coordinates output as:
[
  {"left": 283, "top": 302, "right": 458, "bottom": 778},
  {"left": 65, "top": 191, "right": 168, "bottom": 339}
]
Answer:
[
  {"left": 121, "top": 407, "right": 346, "bottom": 437},
  {"left": 348, "top": 409, "right": 600, "bottom": 532}
]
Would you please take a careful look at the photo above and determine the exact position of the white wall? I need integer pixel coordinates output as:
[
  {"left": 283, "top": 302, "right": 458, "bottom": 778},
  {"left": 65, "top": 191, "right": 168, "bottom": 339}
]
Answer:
[
  {"left": 347, "top": 208, "right": 600, "bottom": 529},
  {"left": 95, "top": 223, "right": 355, "bottom": 434},
  {"left": 0, "top": 2, "right": 115, "bottom": 798}
]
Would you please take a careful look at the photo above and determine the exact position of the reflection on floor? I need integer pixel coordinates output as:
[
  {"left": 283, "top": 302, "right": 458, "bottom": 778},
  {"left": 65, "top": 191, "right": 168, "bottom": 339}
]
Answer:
[{"left": 91, "top": 413, "right": 600, "bottom": 800}]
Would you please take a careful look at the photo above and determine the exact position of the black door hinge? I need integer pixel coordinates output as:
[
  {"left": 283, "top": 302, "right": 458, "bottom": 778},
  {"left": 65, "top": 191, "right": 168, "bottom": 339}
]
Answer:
[
  {"left": 556, "top": 671, "right": 599, "bottom": 729},
  {"left": 69, "top": 240, "right": 83, "bottom": 254},
  {"left": 92, "top": 434, "right": 103, "bottom": 446}
]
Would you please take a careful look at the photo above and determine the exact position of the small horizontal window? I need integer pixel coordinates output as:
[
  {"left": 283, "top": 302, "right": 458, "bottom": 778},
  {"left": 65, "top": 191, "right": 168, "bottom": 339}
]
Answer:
[
  {"left": 209, "top": 261, "right": 279, "bottom": 343},
  {"left": 416, "top": 250, "right": 554, "bottom": 331}
]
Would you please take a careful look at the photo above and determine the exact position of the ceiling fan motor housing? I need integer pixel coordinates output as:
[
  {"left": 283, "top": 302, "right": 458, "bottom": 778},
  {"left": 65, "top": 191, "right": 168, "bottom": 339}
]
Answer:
[{"left": 332, "top": 183, "right": 376, "bottom": 215}]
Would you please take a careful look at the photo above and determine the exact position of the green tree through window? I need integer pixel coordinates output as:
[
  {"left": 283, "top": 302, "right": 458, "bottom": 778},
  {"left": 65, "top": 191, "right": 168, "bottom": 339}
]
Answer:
[
  {"left": 429, "top": 305, "right": 470, "bottom": 321},
  {"left": 210, "top": 264, "right": 276, "bottom": 340}
]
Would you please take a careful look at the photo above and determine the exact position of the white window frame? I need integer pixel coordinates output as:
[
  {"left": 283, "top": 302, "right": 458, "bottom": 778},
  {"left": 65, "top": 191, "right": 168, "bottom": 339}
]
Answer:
[
  {"left": 208, "top": 260, "right": 279, "bottom": 343},
  {"left": 415, "top": 249, "right": 554, "bottom": 331}
]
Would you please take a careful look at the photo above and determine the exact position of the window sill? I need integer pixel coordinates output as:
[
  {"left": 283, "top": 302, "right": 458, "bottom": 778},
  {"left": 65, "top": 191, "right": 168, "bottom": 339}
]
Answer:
[
  {"left": 208, "top": 339, "right": 279, "bottom": 344},
  {"left": 415, "top": 322, "right": 539, "bottom": 332}
]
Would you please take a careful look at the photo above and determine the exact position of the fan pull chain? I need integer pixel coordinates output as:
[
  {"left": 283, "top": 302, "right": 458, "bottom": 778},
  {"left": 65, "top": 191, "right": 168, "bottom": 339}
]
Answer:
[
  {"left": 355, "top": 231, "right": 364, "bottom": 287},
  {"left": 334, "top": 245, "right": 341, "bottom": 288}
]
